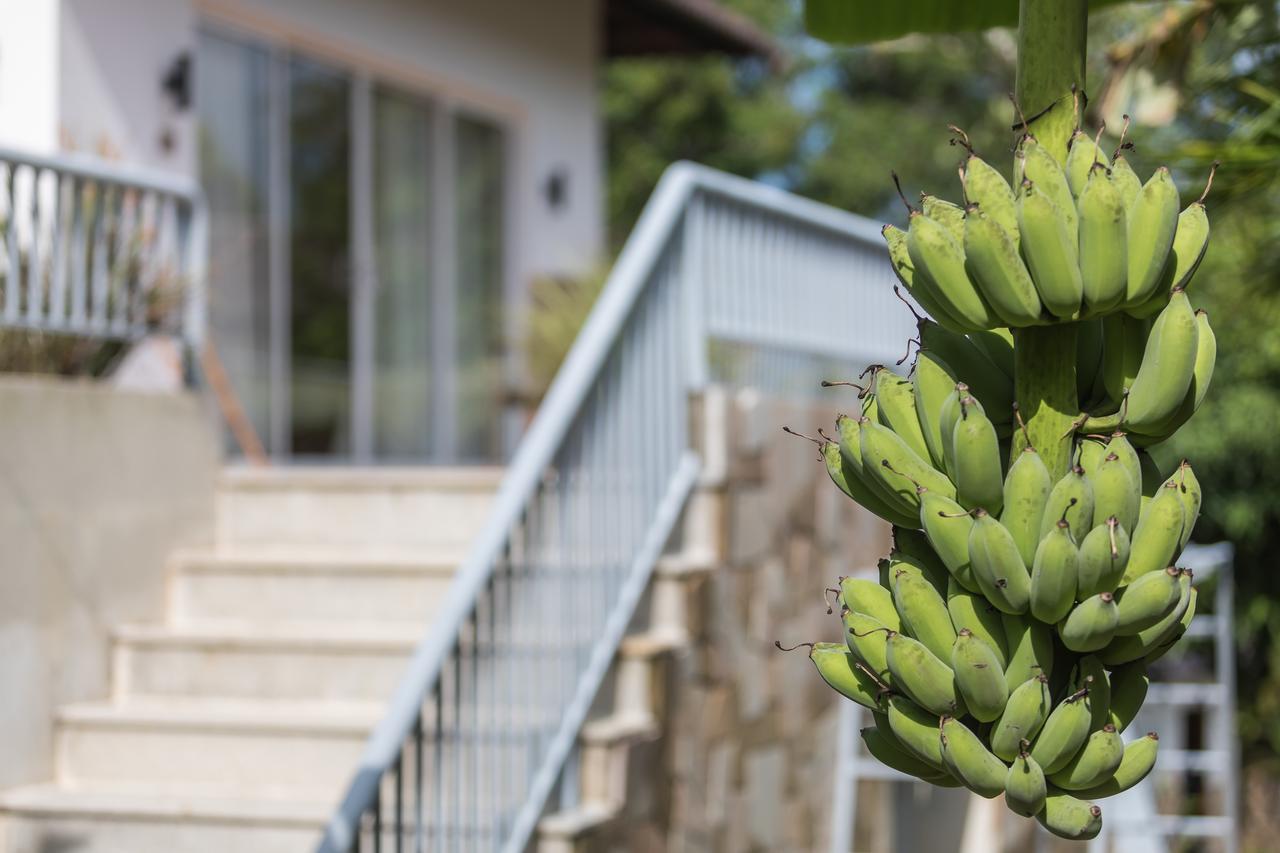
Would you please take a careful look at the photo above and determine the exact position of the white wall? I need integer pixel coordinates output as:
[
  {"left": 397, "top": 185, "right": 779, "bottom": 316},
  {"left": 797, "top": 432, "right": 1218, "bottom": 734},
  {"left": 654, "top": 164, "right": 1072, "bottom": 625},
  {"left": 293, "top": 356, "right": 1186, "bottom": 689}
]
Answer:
[{"left": 0, "top": 2, "right": 60, "bottom": 154}]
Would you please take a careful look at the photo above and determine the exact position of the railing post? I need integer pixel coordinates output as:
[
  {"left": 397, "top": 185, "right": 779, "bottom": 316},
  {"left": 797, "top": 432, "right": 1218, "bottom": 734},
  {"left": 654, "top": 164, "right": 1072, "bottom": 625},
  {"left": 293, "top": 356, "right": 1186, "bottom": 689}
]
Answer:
[{"left": 681, "top": 189, "right": 709, "bottom": 391}]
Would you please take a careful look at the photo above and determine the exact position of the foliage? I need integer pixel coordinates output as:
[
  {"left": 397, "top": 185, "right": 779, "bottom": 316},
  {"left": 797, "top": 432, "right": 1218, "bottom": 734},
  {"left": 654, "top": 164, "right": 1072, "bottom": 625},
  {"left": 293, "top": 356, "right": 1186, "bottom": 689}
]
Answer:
[{"left": 803, "top": 0, "right": 1128, "bottom": 45}]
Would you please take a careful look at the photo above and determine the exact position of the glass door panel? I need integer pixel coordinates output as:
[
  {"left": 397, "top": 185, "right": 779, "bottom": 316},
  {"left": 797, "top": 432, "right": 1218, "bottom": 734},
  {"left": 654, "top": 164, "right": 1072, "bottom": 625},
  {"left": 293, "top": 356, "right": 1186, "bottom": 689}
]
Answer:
[
  {"left": 454, "top": 114, "right": 506, "bottom": 461},
  {"left": 288, "top": 57, "right": 352, "bottom": 456},
  {"left": 372, "top": 88, "right": 433, "bottom": 459}
]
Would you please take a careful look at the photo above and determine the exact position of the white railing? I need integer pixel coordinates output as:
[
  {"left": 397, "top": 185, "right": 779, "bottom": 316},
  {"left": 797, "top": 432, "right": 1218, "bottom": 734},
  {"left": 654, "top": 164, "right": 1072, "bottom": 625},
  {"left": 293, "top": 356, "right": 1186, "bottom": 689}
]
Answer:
[
  {"left": 0, "top": 146, "right": 207, "bottom": 356},
  {"left": 318, "top": 162, "right": 911, "bottom": 853}
]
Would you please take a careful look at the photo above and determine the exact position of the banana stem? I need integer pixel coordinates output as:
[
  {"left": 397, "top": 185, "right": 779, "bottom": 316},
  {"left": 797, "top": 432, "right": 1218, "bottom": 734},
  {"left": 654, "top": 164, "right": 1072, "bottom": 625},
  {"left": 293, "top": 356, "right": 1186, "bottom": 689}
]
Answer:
[{"left": 1012, "top": 0, "right": 1088, "bottom": 479}]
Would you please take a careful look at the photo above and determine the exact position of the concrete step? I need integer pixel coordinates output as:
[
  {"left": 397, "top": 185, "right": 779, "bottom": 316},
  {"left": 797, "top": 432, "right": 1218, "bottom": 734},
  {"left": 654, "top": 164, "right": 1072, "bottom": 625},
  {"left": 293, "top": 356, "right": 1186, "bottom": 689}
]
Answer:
[
  {"left": 113, "top": 623, "right": 418, "bottom": 702},
  {"left": 168, "top": 551, "right": 456, "bottom": 627},
  {"left": 215, "top": 466, "right": 502, "bottom": 558},
  {"left": 54, "top": 699, "right": 380, "bottom": 801},
  {"left": 0, "top": 784, "right": 328, "bottom": 853}
]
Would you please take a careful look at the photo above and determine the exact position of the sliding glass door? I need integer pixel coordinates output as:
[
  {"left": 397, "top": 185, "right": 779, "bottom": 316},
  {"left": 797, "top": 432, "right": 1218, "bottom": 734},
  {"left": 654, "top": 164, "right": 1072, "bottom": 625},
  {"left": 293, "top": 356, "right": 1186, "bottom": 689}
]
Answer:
[{"left": 197, "top": 27, "right": 509, "bottom": 463}]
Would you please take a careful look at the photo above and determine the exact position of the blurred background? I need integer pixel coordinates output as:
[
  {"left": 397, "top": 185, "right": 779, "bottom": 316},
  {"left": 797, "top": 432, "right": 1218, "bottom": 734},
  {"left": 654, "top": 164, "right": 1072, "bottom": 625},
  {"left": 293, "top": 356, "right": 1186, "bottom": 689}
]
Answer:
[{"left": 0, "top": 1, "right": 1274, "bottom": 851}]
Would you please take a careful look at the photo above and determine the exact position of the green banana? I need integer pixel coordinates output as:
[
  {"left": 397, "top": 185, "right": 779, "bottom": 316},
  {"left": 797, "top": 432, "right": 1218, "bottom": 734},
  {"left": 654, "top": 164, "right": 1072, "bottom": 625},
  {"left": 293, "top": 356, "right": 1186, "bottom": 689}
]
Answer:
[
  {"left": 886, "top": 694, "right": 946, "bottom": 769},
  {"left": 968, "top": 327, "right": 1016, "bottom": 382},
  {"left": 1125, "top": 166, "right": 1180, "bottom": 307},
  {"left": 991, "top": 674, "right": 1052, "bottom": 761},
  {"left": 1173, "top": 461, "right": 1202, "bottom": 550},
  {"left": 1122, "top": 482, "right": 1185, "bottom": 584},
  {"left": 940, "top": 715, "right": 1007, "bottom": 798},
  {"left": 1005, "top": 748, "right": 1048, "bottom": 817},
  {"left": 949, "top": 396, "right": 1005, "bottom": 513},
  {"left": 1000, "top": 447, "right": 1053, "bottom": 568},
  {"left": 1077, "top": 655, "right": 1112, "bottom": 731},
  {"left": 839, "top": 576, "right": 901, "bottom": 629},
  {"left": 1101, "top": 570, "right": 1193, "bottom": 666},
  {"left": 1107, "top": 661, "right": 1149, "bottom": 733},
  {"left": 1089, "top": 451, "right": 1140, "bottom": 534},
  {"left": 1161, "top": 179, "right": 1212, "bottom": 292},
  {"left": 835, "top": 415, "right": 921, "bottom": 524},
  {"left": 885, "top": 630, "right": 963, "bottom": 716},
  {"left": 872, "top": 367, "right": 932, "bottom": 464},
  {"left": 968, "top": 509, "right": 1032, "bottom": 614},
  {"left": 913, "top": 349, "right": 958, "bottom": 470},
  {"left": 858, "top": 416, "right": 955, "bottom": 517},
  {"left": 1107, "top": 432, "right": 1143, "bottom": 498},
  {"left": 1145, "top": 586, "right": 1197, "bottom": 665},
  {"left": 891, "top": 563, "right": 957, "bottom": 663},
  {"left": 919, "top": 322, "right": 1015, "bottom": 418},
  {"left": 1030, "top": 519, "right": 1079, "bottom": 625},
  {"left": 884, "top": 224, "right": 968, "bottom": 333},
  {"left": 861, "top": 726, "right": 951, "bottom": 782},
  {"left": 963, "top": 206, "right": 1042, "bottom": 326},
  {"left": 946, "top": 575, "right": 1008, "bottom": 668},
  {"left": 809, "top": 642, "right": 886, "bottom": 710},
  {"left": 1077, "top": 318, "right": 1106, "bottom": 405},
  {"left": 1133, "top": 309, "right": 1215, "bottom": 443},
  {"left": 1124, "top": 289, "right": 1200, "bottom": 432},
  {"left": 843, "top": 609, "right": 893, "bottom": 686},
  {"left": 921, "top": 491, "right": 980, "bottom": 591},
  {"left": 1100, "top": 313, "right": 1147, "bottom": 412},
  {"left": 1003, "top": 615, "right": 1054, "bottom": 692},
  {"left": 1077, "top": 437, "right": 1107, "bottom": 478},
  {"left": 1041, "top": 465, "right": 1094, "bottom": 543},
  {"left": 1031, "top": 686, "right": 1094, "bottom": 775},
  {"left": 892, "top": 531, "right": 952, "bottom": 596},
  {"left": 1115, "top": 566, "right": 1182, "bottom": 635},
  {"left": 1050, "top": 724, "right": 1125, "bottom": 791},
  {"left": 1110, "top": 151, "right": 1142, "bottom": 210},
  {"left": 1073, "top": 732, "right": 1159, "bottom": 798},
  {"left": 1017, "top": 137, "right": 1078, "bottom": 237},
  {"left": 1038, "top": 792, "right": 1103, "bottom": 841},
  {"left": 1065, "top": 128, "right": 1111, "bottom": 197},
  {"left": 922, "top": 193, "right": 966, "bottom": 244},
  {"left": 951, "top": 628, "right": 1009, "bottom": 722},
  {"left": 962, "top": 151, "right": 1019, "bottom": 246},
  {"left": 1018, "top": 178, "right": 1083, "bottom": 319},
  {"left": 907, "top": 207, "right": 998, "bottom": 331},
  {"left": 1060, "top": 592, "right": 1119, "bottom": 653},
  {"left": 1077, "top": 166, "right": 1127, "bottom": 314},
  {"left": 1076, "top": 517, "right": 1130, "bottom": 598}
]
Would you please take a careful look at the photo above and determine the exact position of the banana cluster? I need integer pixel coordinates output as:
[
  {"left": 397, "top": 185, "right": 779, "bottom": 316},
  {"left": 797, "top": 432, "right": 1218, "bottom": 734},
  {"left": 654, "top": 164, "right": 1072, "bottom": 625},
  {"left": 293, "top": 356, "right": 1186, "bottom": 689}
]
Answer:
[
  {"left": 886, "top": 126, "right": 1213, "bottom": 332},
  {"left": 794, "top": 124, "right": 1220, "bottom": 840}
]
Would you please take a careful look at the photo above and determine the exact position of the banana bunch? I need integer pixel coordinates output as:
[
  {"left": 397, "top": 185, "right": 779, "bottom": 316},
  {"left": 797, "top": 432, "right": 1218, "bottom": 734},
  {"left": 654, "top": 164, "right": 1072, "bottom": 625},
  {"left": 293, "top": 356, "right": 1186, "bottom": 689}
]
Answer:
[
  {"left": 790, "top": 120, "right": 1221, "bottom": 841},
  {"left": 885, "top": 126, "right": 1216, "bottom": 332}
]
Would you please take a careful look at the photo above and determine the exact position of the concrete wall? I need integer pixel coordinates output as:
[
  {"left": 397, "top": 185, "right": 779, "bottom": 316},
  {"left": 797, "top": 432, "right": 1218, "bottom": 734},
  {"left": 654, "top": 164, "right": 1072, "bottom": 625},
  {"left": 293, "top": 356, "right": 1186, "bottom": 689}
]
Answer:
[{"left": 0, "top": 377, "right": 218, "bottom": 788}]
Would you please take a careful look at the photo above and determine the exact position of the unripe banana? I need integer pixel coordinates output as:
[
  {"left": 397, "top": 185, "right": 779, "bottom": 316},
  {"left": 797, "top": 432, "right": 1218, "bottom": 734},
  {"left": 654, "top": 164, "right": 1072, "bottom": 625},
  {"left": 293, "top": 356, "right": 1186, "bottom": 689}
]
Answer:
[
  {"left": 1000, "top": 447, "right": 1053, "bottom": 568},
  {"left": 940, "top": 715, "right": 1007, "bottom": 798},
  {"left": 891, "top": 532, "right": 952, "bottom": 596},
  {"left": 1041, "top": 465, "right": 1094, "bottom": 543},
  {"left": 921, "top": 491, "right": 980, "bottom": 592},
  {"left": 991, "top": 674, "right": 1052, "bottom": 761},
  {"left": 886, "top": 694, "right": 947, "bottom": 769},
  {"left": 843, "top": 609, "right": 893, "bottom": 686},
  {"left": 884, "top": 224, "right": 969, "bottom": 332},
  {"left": 808, "top": 642, "right": 886, "bottom": 710},
  {"left": 1077, "top": 437, "right": 1107, "bottom": 475},
  {"left": 1134, "top": 309, "right": 1215, "bottom": 443},
  {"left": 1107, "top": 661, "right": 1149, "bottom": 733},
  {"left": 919, "top": 322, "right": 1015, "bottom": 418},
  {"left": 1050, "top": 724, "right": 1125, "bottom": 791},
  {"left": 872, "top": 368, "right": 932, "bottom": 465},
  {"left": 836, "top": 415, "right": 920, "bottom": 524},
  {"left": 968, "top": 328, "right": 1016, "bottom": 381},
  {"left": 968, "top": 509, "right": 1032, "bottom": 614},
  {"left": 885, "top": 630, "right": 963, "bottom": 716},
  {"left": 937, "top": 383, "right": 966, "bottom": 476},
  {"left": 913, "top": 349, "right": 958, "bottom": 470},
  {"left": 861, "top": 726, "right": 951, "bottom": 783},
  {"left": 1003, "top": 614, "right": 1054, "bottom": 692},
  {"left": 1037, "top": 792, "right": 1103, "bottom": 841},
  {"left": 1018, "top": 178, "right": 1083, "bottom": 319},
  {"left": 1076, "top": 655, "right": 1112, "bottom": 731},
  {"left": 1077, "top": 166, "right": 1127, "bottom": 314},
  {"left": 922, "top": 193, "right": 966, "bottom": 244},
  {"left": 946, "top": 575, "right": 1008, "bottom": 667},
  {"left": 1077, "top": 317, "right": 1106, "bottom": 405},
  {"left": 1115, "top": 566, "right": 1182, "bottom": 635},
  {"left": 949, "top": 396, "right": 1004, "bottom": 513},
  {"left": 1065, "top": 129, "right": 1111, "bottom": 197},
  {"left": 1088, "top": 452, "right": 1140, "bottom": 534},
  {"left": 963, "top": 205, "right": 1042, "bottom": 326},
  {"left": 821, "top": 439, "right": 920, "bottom": 528},
  {"left": 858, "top": 416, "right": 955, "bottom": 517},
  {"left": 1123, "top": 482, "right": 1185, "bottom": 585},
  {"left": 1060, "top": 592, "right": 1119, "bottom": 653},
  {"left": 1173, "top": 461, "right": 1202, "bottom": 551},
  {"left": 1144, "top": 585, "right": 1197, "bottom": 665},
  {"left": 1101, "top": 569, "right": 1193, "bottom": 666},
  {"left": 1077, "top": 517, "right": 1130, "bottom": 598},
  {"left": 1031, "top": 687, "right": 1094, "bottom": 775},
  {"left": 951, "top": 629, "right": 1008, "bottom": 722},
  {"left": 840, "top": 576, "right": 901, "bottom": 629},
  {"left": 1005, "top": 748, "right": 1048, "bottom": 817},
  {"left": 1110, "top": 153, "right": 1142, "bottom": 210},
  {"left": 1125, "top": 289, "right": 1200, "bottom": 432},
  {"left": 891, "top": 563, "right": 957, "bottom": 663},
  {"left": 1101, "top": 313, "right": 1147, "bottom": 412},
  {"left": 962, "top": 152, "right": 1019, "bottom": 246},
  {"left": 1030, "top": 519, "right": 1079, "bottom": 624},
  {"left": 1162, "top": 196, "right": 1211, "bottom": 292},
  {"left": 1125, "top": 167, "right": 1180, "bottom": 307},
  {"left": 907, "top": 209, "right": 998, "bottom": 331},
  {"left": 1073, "top": 732, "right": 1159, "bottom": 798},
  {"left": 1107, "top": 432, "right": 1143, "bottom": 498},
  {"left": 1017, "top": 137, "right": 1078, "bottom": 236}
]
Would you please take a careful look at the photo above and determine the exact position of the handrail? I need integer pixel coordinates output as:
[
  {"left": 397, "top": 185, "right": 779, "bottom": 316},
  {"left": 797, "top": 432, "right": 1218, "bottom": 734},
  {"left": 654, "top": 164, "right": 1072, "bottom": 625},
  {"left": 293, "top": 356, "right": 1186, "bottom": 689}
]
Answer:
[{"left": 319, "top": 161, "right": 907, "bottom": 852}]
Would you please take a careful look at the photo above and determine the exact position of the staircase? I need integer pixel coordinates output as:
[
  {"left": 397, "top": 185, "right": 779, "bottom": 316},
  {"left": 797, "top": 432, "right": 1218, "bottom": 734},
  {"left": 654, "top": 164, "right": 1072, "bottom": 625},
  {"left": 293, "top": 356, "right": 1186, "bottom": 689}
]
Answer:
[{"left": 0, "top": 466, "right": 501, "bottom": 853}]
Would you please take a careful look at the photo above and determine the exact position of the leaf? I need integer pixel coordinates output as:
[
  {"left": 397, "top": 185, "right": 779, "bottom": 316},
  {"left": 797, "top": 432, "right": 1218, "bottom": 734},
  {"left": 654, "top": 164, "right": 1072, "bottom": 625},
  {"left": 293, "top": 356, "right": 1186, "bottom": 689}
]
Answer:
[{"left": 804, "top": 0, "right": 1136, "bottom": 45}]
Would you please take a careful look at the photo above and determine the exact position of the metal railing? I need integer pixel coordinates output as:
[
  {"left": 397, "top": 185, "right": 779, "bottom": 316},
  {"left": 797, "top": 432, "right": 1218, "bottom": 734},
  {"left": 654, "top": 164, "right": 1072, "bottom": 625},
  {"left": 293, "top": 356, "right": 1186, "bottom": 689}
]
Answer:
[
  {"left": 0, "top": 146, "right": 207, "bottom": 353},
  {"left": 319, "top": 162, "right": 910, "bottom": 853}
]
